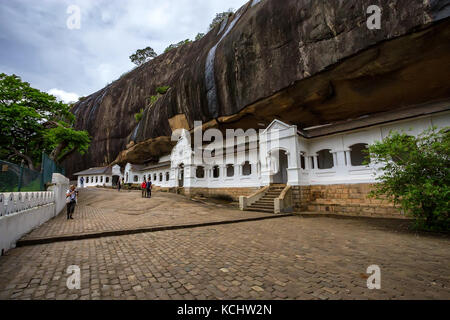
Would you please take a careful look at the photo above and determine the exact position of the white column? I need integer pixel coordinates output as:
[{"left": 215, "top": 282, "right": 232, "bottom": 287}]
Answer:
[
  {"left": 313, "top": 155, "right": 318, "bottom": 170},
  {"left": 332, "top": 152, "right": 338, "bottom": 167},
  {"left": 345, "top": 150, "right": 352, "bottom": 167}
]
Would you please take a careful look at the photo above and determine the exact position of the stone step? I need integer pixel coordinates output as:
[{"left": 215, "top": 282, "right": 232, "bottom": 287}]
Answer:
[
  {"left": 264, "top": 193, "right": 282, "bottom": 197},
  {"left": 253, "top": 204, "right": 274, "bottom": 208},
  {"left": 251, "top": 201, "right": 275, "bottom": 206},
  {"left": 246, "top": 207, "right": 274, "bottom": 213},
  {"left": 260, "top": 196, "right": 278, "bottom": 200},
  {"left": 255, "top": 200, "right": 275, "bottom": 204},
  {"left": 249, "top": 205, "right": 275, "bottom": 211}
]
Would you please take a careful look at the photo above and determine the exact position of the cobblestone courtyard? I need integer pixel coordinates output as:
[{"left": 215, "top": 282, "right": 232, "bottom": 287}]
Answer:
[{"left": 0, "top": 188, "right": 449, "bottom": 300}]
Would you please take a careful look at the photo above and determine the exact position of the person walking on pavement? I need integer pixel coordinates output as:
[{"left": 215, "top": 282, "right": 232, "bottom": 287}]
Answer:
[
  {"left": 146, "top": 179, "right": 152, "bottom": 198},
  {"left": 66, "top": 185, "right": 77, "bottom": 220},
  {"left": 141, "top": 178, "right": 147, "bottom": 198}
]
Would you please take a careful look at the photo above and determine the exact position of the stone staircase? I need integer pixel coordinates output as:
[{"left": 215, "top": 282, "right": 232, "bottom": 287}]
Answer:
[{"left": 246, "top": 185, "right": 285, "bottom": 213}]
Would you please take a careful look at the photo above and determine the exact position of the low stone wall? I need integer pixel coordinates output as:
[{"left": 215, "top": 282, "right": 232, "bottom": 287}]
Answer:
[
  {"left": 183, "top": 187, "right": 260, "bottom": 202},
  {"left": 0, "top": 173, "right": 69, "bottom": 255},
  {"left": 292, "top": 183, "right": 403, "bottom": 218}
]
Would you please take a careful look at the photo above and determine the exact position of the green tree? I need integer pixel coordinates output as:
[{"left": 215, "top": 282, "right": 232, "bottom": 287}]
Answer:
[
  {"left": 129, "top": 46, "right": 157, "bottom": 66},
  {"left": 0, "top": 73, "right": 90, "bottom": 169},
  {"left": 368, "top": 127, "right": 450, "bottom": 231},
  {"left": 209, "top": 9, "right": 234, "bottom": 30},
  {"left": 164, "top": 39, "right": 192, "bottom": 54},
  {"left": 195, "top": 32, "right": 205, "bottom": 41}
]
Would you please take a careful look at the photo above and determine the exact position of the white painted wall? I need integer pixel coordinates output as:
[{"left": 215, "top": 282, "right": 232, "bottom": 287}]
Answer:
[
  {"left": 0, "top": 173, "right": 69, "bottom": 255},
  {"left": 122, "top": 112, "right": 450, "bottom": 189},
  {"left": 77, "top": 174, "right": 113, "bottom": 188}
]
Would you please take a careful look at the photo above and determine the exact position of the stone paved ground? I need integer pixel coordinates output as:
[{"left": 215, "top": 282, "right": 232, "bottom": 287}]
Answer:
[
  {"left": 22, "top": 188, "right": 271, "bottom": 241},
  {"left": 0, "top": 189, "right": 449, "bottom": 300}
]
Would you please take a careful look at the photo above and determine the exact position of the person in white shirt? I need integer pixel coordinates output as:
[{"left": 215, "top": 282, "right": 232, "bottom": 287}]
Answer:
[{"left": 66, "top": 185, "right": 77, "bottom": 220}]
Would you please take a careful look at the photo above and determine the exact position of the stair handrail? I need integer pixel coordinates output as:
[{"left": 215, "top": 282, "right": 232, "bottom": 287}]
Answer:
[
  {"left": 274, "top": 185, "right": 293, "bottom": 214},
  {"left": 239, "top": 185, "right": 270, "bottom": 210}
]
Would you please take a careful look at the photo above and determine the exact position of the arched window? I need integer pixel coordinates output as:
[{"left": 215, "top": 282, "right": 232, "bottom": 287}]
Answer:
[
  {"left": 317, "top": 149, "right": 334, "bottom": 169},
  {"left": 350, "top": 143, "right": 370, "bottom": 166},
  {"left": 300, "top": 153, "right": 306, "bottom": 170},
  {"left": 196, "top": 166, "right": 205, "bottom": 179},
  {"left": 100, "top": 176, "right": 103, "bottom": 183},
  {"left": 148, "top": 174, "right": 151, "bottom": 181},
  {"left": 213, "top": 165, "right": 220, "bottom": 178},
  {"left": 105, "top": 177, "right": 110, "bottom": 183},
  {"left": 226, "top": 164, "right": 234, "bottom": 177},
  {"left": 159, "top": 173, "right": 163, "bottom": 182},
  {"left": 242, "top": 161, "right": 252, "bottom": 176},
  {"left": 86, "top": 177, "right": 89, "bottom": 183},
  {"left": 95, "top": 176, "right": 98, "bottom": 183},
  {"left": 166, "top": 172, "right": 170, "bottom": 181},
  {"left": 133, "top": 175, "right": 139, "bottom": 182},
  {"left": 153, "top": 173, "right": 157, "bottom": 181}
]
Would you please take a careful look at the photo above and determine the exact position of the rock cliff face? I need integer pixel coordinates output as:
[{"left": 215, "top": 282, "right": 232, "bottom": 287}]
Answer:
[{"left": 64, "top": 0, "right": 450, "bottom": 176}]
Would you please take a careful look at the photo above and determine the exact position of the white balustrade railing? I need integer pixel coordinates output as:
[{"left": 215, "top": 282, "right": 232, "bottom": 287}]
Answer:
[{"left": 0, "top": 191, "right": 55, "bottom": 217}]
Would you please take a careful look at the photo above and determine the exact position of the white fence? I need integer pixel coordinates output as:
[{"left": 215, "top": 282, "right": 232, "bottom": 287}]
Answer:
[
  {"left": 0, "top": 173, "right": 69, "bottom": 255},
  {"left": 0, "top": 192, "right": 55, "bottom": 217}
]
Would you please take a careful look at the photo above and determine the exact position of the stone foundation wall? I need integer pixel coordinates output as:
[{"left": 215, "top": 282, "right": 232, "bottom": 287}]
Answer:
[
  {"left": 166, "top": 183, "right": 403, "bottom": 218},
  {"left": 183, "top": 187, "right": 260, "bottom": 202},
  {"left": 294, "top": 183, "right": 404, "bottom": 218},
  {"left": 291, "top": 186, "right": 311, "bottom": 212}
]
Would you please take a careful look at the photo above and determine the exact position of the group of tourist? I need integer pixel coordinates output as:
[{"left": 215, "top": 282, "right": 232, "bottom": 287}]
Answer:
[{"left": 141, "top": 179, "right": 152, "bottom": 198}]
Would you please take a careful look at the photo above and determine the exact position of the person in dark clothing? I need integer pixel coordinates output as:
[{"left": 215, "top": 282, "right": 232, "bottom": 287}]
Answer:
[
  {"left": 66, "top": 185, "right": 77, "bottom": 220},
  {"left": 117, "top": 178, "right": 121, "bottom": 192},
  {"left": 146, "top": 180, "right": 152, "bottom": 198}
]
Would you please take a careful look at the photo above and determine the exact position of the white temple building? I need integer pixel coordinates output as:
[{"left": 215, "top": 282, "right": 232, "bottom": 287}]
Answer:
[
  {"left": 74, "top": 165, "right": 122, "bottom": 188},
  {"left": 76, "top": 103, "right": 449, "bottom": 216}
]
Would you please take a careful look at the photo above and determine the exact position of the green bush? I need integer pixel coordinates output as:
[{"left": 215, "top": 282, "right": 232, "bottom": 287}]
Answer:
[
  {"left": 150, "top": 95, "right": 159, "bottom": 105},
  {"left": 134, "top": 108, "right": 144, "bottom": 122},
  {"left": 164, "top": 39, "right": 192, "bottom": 54},
  {"left": 368, "top": 127, "right": 450, "bottom": 232},
  {"left": 209, "top": 9, "right": 234, "bottom": 30},
  {"left": 156, "top": 86, "right": 170, "bottom": 94},
  {"left": 195, "top": 33, "right": 205, "bottom": 41}
]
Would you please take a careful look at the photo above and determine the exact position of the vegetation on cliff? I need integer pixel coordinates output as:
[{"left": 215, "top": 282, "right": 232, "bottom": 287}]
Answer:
[
  {"left": 129, "top": 47, "right": 157, "bottom": 66},
  {"left": 135, "top": 86, "right": 170, "bottom": 123}
]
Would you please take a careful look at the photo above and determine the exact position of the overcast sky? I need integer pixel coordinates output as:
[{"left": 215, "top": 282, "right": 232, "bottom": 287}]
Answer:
[{"left": 0, "top": 0, "right": 248, "bottom": 103}]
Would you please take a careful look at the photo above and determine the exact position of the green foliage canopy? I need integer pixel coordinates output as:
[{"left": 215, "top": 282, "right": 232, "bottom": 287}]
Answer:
[
  {"left": 195, "top": 33, "right": 205, "bottom": 41},
  {"left": 209, "top": 9, "right": 234, "bottom": 30},
  {"left": 134, "top": 108, "right": 144, "bottom": 123},
  {"left": 155, "top": 86, "right": 170, "bottom": 94},
  {"left": 164, "top": 39, "right": 192, "bottom": 54},
  {"left": 0, "top": 73, "right": 90, "bottom": 169},
  {"left": 368, "top": 127, "right": 450, "bottom": 231},
  {"left": 129, "top": 46, "right": 157, "bottom": 66}
]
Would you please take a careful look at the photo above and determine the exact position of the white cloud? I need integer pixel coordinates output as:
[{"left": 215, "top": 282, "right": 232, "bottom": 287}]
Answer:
[
  {"left": 0, "top": 0, "right": 249, "bottom": 97},
  {"left": 48, "top": 88, "right": 79, "bottom": 103}
]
